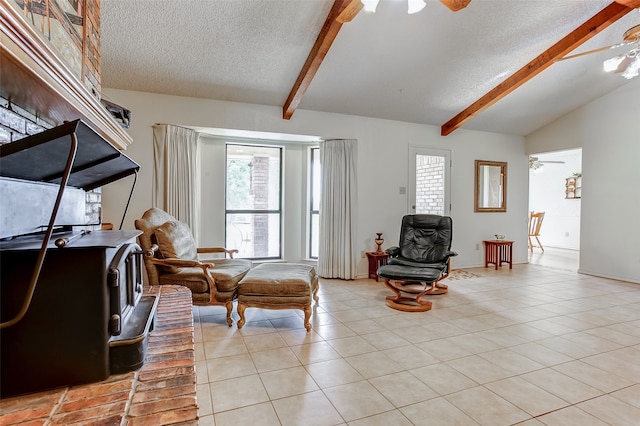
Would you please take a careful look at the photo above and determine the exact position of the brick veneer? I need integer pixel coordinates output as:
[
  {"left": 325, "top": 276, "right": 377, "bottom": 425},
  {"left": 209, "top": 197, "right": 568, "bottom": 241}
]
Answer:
[{"left": 0, "top": 285, "right": 198, "bottom": 425}]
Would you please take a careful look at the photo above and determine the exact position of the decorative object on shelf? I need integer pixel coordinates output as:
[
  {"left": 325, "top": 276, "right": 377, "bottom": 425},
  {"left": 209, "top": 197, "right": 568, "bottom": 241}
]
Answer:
[
  {"left": 375, "top": 232, "right": 384, "bottom": 253},
  {"left": 100, "top": 99, "right": 132, "bottom": 128},
  {"left": 565, "top": 175, "right": 581, "bottom": 199},
  {"left": 494, "top": 234, "right": 505, "bottom": 240}
]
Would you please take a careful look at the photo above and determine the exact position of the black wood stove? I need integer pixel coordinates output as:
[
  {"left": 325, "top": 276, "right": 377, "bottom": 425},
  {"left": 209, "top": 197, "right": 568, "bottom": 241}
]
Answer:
[{"left": 0, "top": 120, "right": 158, "bottom": 398}]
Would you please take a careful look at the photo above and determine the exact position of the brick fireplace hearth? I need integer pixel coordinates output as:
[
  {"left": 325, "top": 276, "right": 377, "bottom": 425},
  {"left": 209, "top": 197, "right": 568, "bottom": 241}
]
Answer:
[{"left": 0, "top": 285, "right": 198, "bottom": 425}]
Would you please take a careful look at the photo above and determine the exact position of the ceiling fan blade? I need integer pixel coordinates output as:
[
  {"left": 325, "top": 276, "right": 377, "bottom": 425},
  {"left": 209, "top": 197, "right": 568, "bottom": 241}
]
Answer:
[
  {"left": 556, "top": 40, "right": 635, "bottom": 62},
  {"left": 439, "top": 0, "right": 471, "bottom": 12},
  {"left": 559, "top": 24, "right": 640, "bottom": 62}
]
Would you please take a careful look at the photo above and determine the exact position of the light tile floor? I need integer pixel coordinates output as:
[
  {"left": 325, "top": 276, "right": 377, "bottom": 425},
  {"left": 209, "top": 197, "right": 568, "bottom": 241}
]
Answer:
[
  {"left": 194, "top": 264, "right": 640, "bottom": 425},
  {"left": 528, "top": 246, "right": 579, "bottom": 272}
]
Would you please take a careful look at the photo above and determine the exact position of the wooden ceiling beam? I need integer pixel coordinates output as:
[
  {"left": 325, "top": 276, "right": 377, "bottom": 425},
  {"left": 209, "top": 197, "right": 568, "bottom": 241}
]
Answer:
[
  {"left": 337, "top": 0, "right": 364, "bottom": 23},
  {"left": 283, "top": 0, "right": 361, "bottom": 120},
  {"left": 441, "top": 1, "right": 637, "bottom": 136},
  {"left": 439, "top": 0, "right": 472, "bottom": 12},
  {"left": 614, "top": 0, "right": 640, "bottom": 8}
]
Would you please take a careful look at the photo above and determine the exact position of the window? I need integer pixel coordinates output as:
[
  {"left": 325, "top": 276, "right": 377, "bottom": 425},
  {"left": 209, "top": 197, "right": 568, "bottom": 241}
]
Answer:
[
  {"left": 409, "top": 147, "right": 451, "bottom": 215},
  {"left": 309, "top": 147, "right": 320, "bottom": 259},
  {"left": 225, "top": 144, "right": 282, "bottom": 259}
]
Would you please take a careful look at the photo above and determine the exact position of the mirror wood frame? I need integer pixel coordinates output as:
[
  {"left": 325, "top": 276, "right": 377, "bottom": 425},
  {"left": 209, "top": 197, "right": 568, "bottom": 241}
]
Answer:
[{"left": 474, "top": 160, "right": 507, "bottom": 213}]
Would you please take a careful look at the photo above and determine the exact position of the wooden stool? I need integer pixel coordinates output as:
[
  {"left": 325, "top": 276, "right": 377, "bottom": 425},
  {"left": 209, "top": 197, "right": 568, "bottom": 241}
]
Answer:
[
  {"left": 366, "top": 251, "right": 389, "bottom": 281},
  {"left": 483, "top": 240, "right": 513, "bottom": 269}
]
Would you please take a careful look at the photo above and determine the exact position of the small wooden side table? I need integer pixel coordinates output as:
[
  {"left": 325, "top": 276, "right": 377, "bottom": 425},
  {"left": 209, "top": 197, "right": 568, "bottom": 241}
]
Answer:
[
  {"left": 483, "top": 240, "right": 513, "bottom": 270},
  {"left": 366, "top": 251, "right": 389, "bottom": 281}
]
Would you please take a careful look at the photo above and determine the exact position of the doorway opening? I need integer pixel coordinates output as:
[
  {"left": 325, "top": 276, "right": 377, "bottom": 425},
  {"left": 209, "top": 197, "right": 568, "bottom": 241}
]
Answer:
[{"left": 528, "top": 148, "right": 581, "bottom": 271}]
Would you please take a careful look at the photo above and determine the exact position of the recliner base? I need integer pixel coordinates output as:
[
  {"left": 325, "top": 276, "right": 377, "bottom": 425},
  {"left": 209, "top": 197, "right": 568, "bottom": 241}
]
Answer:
[
  {"left": 387, "top": 280, "right": 448, "bottom": 295},
  {"left": 385, "top": 295, "right": 433, "bottom": 312},
  {"left": 382, "top": 279, "right": 447, "bottom": 312}
]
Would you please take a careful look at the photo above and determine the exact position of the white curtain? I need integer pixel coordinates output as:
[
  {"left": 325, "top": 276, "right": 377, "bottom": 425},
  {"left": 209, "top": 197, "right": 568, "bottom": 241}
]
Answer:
[
  {"left": 152, "top": 124, "right": 200, "bottom": 241},
  {"left": 317, "top": 139, "right": 358, "bottom": 279}
]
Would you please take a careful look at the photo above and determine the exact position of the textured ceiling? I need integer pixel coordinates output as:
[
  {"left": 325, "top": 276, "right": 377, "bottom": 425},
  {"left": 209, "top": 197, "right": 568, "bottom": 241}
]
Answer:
[{"left": 101, "top": 0, "right": 640, "bottom": 136}]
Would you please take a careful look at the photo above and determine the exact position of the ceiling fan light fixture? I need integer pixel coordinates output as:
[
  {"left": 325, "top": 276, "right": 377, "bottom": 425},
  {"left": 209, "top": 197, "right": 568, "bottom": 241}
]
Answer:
[
  {"left": 621, "top": 51, "right": 640, "bottom": 79},
  {"left": 408, "top": 0, "right": 426, "bottom": 14},
  {"left": 360, "top": 0, "right": 429, "bottom": 14},
  {"left": 603, "top": 45, "right": 640, "bottom": 79},
  {"left": 529, "top": 156, "right": 541, "bottom": 170},
  {"left": 361, "top": 0, "right": 380, "bottom": 13},
  {"left": 600, "top": 24, "right": 640, "bottom": 79},
  {"left": 603, "top": 54, "right": 627, "bottom": 73}
]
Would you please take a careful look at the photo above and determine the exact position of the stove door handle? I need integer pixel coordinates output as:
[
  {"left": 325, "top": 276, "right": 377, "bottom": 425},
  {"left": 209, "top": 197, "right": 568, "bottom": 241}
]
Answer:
[{"left": 108, "top": 268, "right": 122, "bottom": 336}]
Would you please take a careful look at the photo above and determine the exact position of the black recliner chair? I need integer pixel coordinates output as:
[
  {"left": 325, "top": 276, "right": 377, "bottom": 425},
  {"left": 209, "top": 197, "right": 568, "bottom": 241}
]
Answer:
[{"left": 377, "top": 214, "right": 457, "bottom": 312}]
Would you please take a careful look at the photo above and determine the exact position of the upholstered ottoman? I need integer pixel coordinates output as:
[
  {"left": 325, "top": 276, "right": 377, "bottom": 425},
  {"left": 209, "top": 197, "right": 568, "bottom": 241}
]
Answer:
[{"left": 236, "top": 263, "right": 319, "bottom": 331}]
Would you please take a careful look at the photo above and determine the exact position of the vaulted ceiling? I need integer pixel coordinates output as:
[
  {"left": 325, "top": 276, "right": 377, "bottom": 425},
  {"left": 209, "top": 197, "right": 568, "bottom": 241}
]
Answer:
[{"left": 101, "top": 0, "right": 640, "bottom": 137}]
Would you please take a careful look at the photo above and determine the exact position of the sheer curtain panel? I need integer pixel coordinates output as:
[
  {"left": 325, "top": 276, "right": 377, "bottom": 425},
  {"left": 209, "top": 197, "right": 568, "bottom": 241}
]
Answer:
[
  {"left": 317, "top": 139, "right": 358, "bottom": 279},
  {"left": 152, "top": 124, "right": 200, "bottom": 241}
]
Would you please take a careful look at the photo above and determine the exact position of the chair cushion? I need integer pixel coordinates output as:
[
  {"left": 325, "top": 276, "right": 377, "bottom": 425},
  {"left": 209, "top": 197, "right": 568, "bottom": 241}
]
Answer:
[
  {"left": 207, "top": 259, "right": 252, "bottom": 292},
  {"left": 135, "top": 208, "right": 178, "bottom": 286},
  {"left": 238, "top": 263, "right": 316, "bottom": 297},
  {"left": 158, "top": 273, "right": 237, "bottom": 304},
  {"left": 388, "top": 257, "right": 446, "bottom": 269},
  {"left": 155, "top": 221, "right": 198, "bottom": 272},
  {"left": 377, "top": 264, "right": 443, "bottom": 282},
  {"left": 157, "top": 259, "right": 251, "bottom": 295},
  {"left": 158, "top": 267, "right": 211, "bottom": 294}
]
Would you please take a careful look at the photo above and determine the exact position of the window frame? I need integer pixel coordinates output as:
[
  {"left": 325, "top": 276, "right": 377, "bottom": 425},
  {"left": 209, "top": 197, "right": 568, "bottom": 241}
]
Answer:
[
  {"left": 308, "top": 146, "right": 320, "bottom": 259},
  {"left": 225, "top": 142, "right": 283, "bottom": 260}
]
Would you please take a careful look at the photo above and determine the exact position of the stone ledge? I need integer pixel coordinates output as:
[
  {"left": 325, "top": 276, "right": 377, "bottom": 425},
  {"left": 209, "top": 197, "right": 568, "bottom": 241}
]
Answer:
[{"left": 0, "top": 285, "right": 197, "bottom": 425}]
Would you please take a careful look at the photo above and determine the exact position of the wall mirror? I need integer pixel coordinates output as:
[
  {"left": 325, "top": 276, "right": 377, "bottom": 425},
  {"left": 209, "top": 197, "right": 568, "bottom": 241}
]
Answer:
[{"left": 475, "top": 160, "right": 507, "bottom": 212}]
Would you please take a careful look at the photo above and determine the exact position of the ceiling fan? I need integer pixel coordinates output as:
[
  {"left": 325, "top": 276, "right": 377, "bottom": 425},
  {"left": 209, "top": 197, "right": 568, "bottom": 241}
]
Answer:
[
  {"left": 529, "top": 156, "right": 565, "bottom": 170},
  {"left": 361, "top": 0, "right": 470, "bottom": 13},
  {"left": 340, "top": 0, "right": 470, "bottom": 20},
  {"left": 558, "top": 24, "right": 640, "bottom": 79}
]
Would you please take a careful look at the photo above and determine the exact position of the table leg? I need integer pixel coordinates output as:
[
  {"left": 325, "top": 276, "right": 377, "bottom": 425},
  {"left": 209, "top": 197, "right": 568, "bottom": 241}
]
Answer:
[{"left": 484, "top": 244, "right": 489, "bottom": 268}]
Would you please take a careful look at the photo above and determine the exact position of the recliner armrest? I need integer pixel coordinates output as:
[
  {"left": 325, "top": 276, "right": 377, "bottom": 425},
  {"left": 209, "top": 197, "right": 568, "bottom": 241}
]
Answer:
[
  {"left": 385, "top": 246, "right": 400, "bottom": 257},
  {"left": 445, "top": 251, "right": 458, "bottom": 258}
]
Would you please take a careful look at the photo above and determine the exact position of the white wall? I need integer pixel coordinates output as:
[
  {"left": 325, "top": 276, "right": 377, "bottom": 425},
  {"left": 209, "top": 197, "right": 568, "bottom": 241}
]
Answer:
[
  {"left": 526, "top": 78, "right": 640, "bottom": 283},
  {"left": 102, "top": 89, "right": 529, "bottom": 277},
  {"left": 528, "top": 149, "right": 582, "bottom": 250}
]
